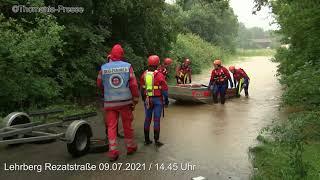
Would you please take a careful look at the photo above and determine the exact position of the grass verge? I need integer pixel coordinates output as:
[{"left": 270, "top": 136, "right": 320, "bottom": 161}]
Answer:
[
  {"left": 236, "top": 48, "right": 276, "bottom": 57},
  {"left": 250, "top": 111, "right": 320, "bottom": 179}
]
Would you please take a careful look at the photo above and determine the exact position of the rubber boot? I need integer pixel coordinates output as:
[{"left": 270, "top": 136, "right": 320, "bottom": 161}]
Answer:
[
  {"left": 245, "top": 90, "right": 249, "bottom": 97},
  {"left": 127, "top": 146, "right": 137, "bottom": 155},
  {"left": 108, "top": 150, "right": 119, "bottom": 162},
  {"left": 220, "top": 94, "right": 226, "bottom": 105},
  {"left": 154, "top": 131, "right": 164, "bottom": 147},
  {"left": 144, "top": 130, "right": 153, "bottom": 145},
  {"left": 236, "top": 86, "right": 241, "bottom": 98},
  {"left": 213, "top": 94, "right": 218, "bottom": 104}
]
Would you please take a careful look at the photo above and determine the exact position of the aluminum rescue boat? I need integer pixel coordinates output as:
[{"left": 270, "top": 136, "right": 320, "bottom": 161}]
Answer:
[{"left": 168, "top": 84, "right": 237, "bottom": 103}]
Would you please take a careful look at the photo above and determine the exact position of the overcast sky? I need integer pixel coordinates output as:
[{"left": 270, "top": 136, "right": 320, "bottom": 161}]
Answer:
[
  {"left": 230, "top": 0, "right": 277, "bottom": 30},
  {"left": 165, "top": 0, "right": 278, "bottom": 30}
]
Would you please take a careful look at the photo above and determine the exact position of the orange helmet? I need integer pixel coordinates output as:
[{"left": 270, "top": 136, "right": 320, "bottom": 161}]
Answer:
[
  {"left": 148, "top": 55, "right": 160, "bottom": 66},
  {"left": 213, "top": 59, "right": 222, "bottom": 66},
  {"left": 184, "top": 58, "right": 191, "bottom": 65},
  {"left": 164, "top": 58, "right": 173, "bottom": 65},
  {"left": 229, "top": 66, "right": 236, "bottom": 72}
]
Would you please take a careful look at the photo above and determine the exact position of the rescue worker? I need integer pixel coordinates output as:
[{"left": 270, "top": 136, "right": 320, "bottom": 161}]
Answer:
[
  {"left": 175, "top": 58, "right": 192, "bottom": 84},
  {"left": 209, "top": 59, "right": 233, "bottom": 104},
  {"left": 101, "top": 54, "right": 124, "bottom": 139},
  {"left": 158, "top": 58, "right": 173, "bottom": 79},
  {"left": 97, "top": 44, "right": 139, "bottom": 161},
  {"left": 140, "top": 55, "right": 169, "bottom": 147},
  {"left": 229, "top": 66, "right": 250, "bottom": 97}
]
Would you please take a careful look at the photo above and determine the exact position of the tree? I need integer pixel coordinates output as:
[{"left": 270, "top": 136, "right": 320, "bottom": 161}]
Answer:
[
  {"left": 254, "top": 0, "right": 320, "bottom": 107},
  {"left": 0, "top": 13, "right": 63, "bottom": 114},
  {"left": 180, "top": 0, "right": 238, "bottom": 52}
]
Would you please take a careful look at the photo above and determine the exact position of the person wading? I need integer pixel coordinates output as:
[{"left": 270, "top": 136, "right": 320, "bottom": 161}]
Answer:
[
  {"left": 208, "top": 59, "right": 233, "bottom": 104},
  {"left": 140, "top": 55, "right": 169, "bottom": 147},
  {"left": 229, "top": 66, "right": 250, "bottom": 97}
]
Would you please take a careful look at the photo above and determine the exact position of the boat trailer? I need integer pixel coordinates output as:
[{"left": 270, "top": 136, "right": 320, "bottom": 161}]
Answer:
[{"left": 0, "top": 109, "right": 106, "bottom": 157}]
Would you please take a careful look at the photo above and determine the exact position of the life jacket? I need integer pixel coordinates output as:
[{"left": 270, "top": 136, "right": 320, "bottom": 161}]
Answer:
[
  {"left": 213, "top": 68, "right": 227, "bottom": 83},
  {"left": 143, "top": 70, "right": 162, "bottom": 97},
  {"left": 101, "top": 61, "right": 132, "bottom": 107},
  {"left": 158, "top": 65, "right": 168, "bottom": 77},
  {"left": 233, "top": 68, "right": 249, "bottom": 81},
  {"left": 180, "top": 64, "right": 191, "bottom": 74}
]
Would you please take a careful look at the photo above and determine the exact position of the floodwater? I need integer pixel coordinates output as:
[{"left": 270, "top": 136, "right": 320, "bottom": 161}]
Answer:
[{"left": 0, "top": 56, "right": 281, "bottom": 180}]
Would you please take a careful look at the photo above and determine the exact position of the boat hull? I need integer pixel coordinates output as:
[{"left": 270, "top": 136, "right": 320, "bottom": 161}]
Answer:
[{"left": 168, "top": 84, "right": 237, "bottom": 103}]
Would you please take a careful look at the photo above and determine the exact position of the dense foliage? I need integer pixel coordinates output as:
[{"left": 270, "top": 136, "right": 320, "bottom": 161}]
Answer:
[
  {"left": 178, "top": 0, "right": 238, "bottom": 52},
  {"left": 0, "top": 0, "right": 179, "bottom": 114},
  {"left": 251, "top": 0, "right": 320, "bottom": 179},
  {"left": 272, "top": 0, "right": 320, "bottom": 108},
  {"left": 170, "top": 33, "right": 229, "bottom": 74},
  {"left": 0, "top": 13, "right": 64, "bottom": 113},
  {"left": 0, "top": 0, "right": 238, "bottom": 114}
]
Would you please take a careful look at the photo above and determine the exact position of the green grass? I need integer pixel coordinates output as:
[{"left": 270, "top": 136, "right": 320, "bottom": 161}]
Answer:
[
  {"left": 236, "top": 48, "right": 276, "bottom": 57},
  {"left": 251, "top": 141, "right": 320, "bottom": 180},
  {"left": 251, "top": 111, "right": 320, "bottom": 179},
  {"left": 32, "top": 104, "right": 97, "bottom": 123}
]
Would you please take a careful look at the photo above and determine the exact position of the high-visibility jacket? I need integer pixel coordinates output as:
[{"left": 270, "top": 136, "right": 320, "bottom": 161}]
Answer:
[{"left": 140, "top": 70, "right": 168, "bottom": 97}]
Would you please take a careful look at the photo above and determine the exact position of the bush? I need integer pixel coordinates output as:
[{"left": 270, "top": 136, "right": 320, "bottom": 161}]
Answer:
[
  {"left": 251, "top": 111, "right": 320, "bottom": 179},
  {"left": 0, "top": 14, "right": 64, "bottom": 115},
  {"left": 169, "top": 33, "right": 230, "bottom": 75}
]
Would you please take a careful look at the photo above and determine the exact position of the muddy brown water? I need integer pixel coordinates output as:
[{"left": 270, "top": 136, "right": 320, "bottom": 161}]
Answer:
[{"left": 0, "top": 57, "right": 281, "bottom": 180}]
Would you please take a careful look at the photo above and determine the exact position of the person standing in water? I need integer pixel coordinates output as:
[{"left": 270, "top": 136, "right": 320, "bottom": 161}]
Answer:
[
  {"left": 208, "top": 59, "right": 233, "bottom": 104},
  {"left": 229, "top": 66, "right": 250, "bottom": 97},
  {"left": 140, "top": 55, "right": 169, "bottom": 147}
]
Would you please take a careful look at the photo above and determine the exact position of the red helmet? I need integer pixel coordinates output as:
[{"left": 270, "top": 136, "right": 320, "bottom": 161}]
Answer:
[
  {"left": 213, "top": 59, "right": 222, "bottom": 66},
  {"left": 229, "top": 66, "right": 236, "bottom": 72},
  {"left": 148, "top": 55, "right": 160, "bottom": 66},
  {"left": 164, "top": 58, "right": 173, "bottom": 65},
  {"left": 184, "top": 58, "right": 191, "bottom": 65}
]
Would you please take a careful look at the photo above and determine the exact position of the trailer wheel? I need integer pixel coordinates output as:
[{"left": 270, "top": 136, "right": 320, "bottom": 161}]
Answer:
[
  {"left": 67, "top": 125, "right": 91, "bottom": 157},
  {"left": 3, "top": 113, "right": 31, "bottom": 143}
]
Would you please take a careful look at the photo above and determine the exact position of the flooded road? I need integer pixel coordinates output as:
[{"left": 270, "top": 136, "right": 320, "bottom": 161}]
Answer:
[{"left": 0, "top": 56, "right": 281, "bottom": 180}]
